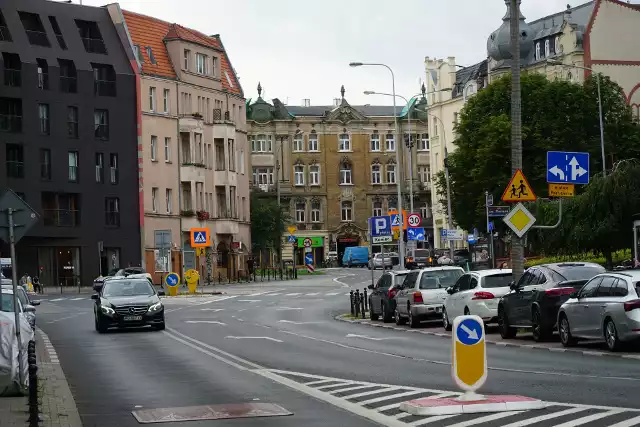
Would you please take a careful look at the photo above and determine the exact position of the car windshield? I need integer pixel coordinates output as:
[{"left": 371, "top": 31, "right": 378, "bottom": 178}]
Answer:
[
  {"left": 0, "top": 295, "right": 17, "bottom": 312},
  {"left": 548, "top": 265, "right": 605, "bottom": 282},
  {"left": 420, "top": 270, "right": 463, "bottom": 289},
  {"left": 482, "top": 273, "right": 513, "bottom": 288},
  {"left": 103, "top": 280, "right": 155, "bottom": 297},
  {"left": 394, "top": 274, "right": 408, "bottom": 287}
]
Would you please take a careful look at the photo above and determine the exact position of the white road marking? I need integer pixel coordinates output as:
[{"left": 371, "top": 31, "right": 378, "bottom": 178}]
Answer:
[
  {"left": 200, "top": 308, "right": 224, "bottom": 312},
  {"left": 185, "top": 320, "right": 226, "bottom": 325},
  {"left": 237, "top": 299, "right": 261, "bottom": 302},
  {"left": 609, "top": 415, "right": 640, "bottom": 427},
  {"left": 50, "top": 298, "right": 66, "bottom": 302},
  {"left": 225, "top": 336, "right": 282, "bottom": 343},
  {"left": 346, "top": 333, "right": 392, "bottom": 341},
  {"left": 326, "top": 292, "right": 340, "bottom": 296},
  {"left": 278, "top": 320, "right": 320, "bottom": 325},
  {"left": 445, "top": 411, "right": 524, "bottom": 427},
  {"left": 285, "top": 293, "right": 302, "bottom": 296},
  {"left": 358, "top": 389, "right": 426, "bottom": 406},
  {"left": 305, "top": 292, "right": 320, "bottom": 296},
  {"left": 552, "top": 411, "right": 624, "bottom": 427},
  {"left": 70, "top": 297, "right": 85, "bottom": 301},
  {"left": 276, "top": 307, "right": 304, "bottom": 311},
  {"left": 328, "top": 384, "right": 382, "bottom": 394},
  {"left": 246, "top": 292, "right": 269, "bottom": 296},
  {"left": 406, "top": 414, "right": 458, "bottom": 424},
  {"left": 304, "top": 379, "right": 342, "bottom": 387},
  {"left": 342, "top": 386, "right": 401, "bottom": 399},
  {"left": 500, "top": 407, "right": 588, "bottom": 427},
  {"left": 317, "top": 381, "right": 355, "bottom": 390},
  {"left": 265, "top": 293, "right": 281, "bottom": 296}
]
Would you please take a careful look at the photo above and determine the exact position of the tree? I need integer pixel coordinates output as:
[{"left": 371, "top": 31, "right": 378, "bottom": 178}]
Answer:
[
  {"left": 250, "top": 192, "right": 289, "bottom": 257},
  {"left": 436, "top": 73, "right": 640, "bottom": 233}
]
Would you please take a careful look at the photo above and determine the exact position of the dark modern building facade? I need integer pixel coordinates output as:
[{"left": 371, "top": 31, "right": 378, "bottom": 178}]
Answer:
[{"left": 0, "top": 0, "right": 140, "bottom": 286}]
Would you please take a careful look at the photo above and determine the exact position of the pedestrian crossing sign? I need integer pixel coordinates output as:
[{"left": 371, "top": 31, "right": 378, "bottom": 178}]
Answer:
[
  {"left": 190, "top": 227, "right": 211, "bottom": 248},
  {"left": 501, "top": 169, "right": 536, "bottom": 203}
]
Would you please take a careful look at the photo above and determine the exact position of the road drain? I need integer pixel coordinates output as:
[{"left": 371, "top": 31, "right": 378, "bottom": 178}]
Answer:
[{"left": 132, "top": 403, "right": 293, "bottom": 423}]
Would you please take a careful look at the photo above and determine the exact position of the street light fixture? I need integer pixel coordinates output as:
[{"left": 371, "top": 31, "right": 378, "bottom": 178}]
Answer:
[
  {"left": 349, "top": 61, "right": 406, "bottom": 269},
  {"left": 546, "top": 58, "right": 606, "bottom": 176}
]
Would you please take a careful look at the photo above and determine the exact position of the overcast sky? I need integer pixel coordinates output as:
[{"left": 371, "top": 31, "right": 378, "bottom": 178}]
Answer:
[{"left": 81, "top": 0, "right": 588, "bottom": 106}]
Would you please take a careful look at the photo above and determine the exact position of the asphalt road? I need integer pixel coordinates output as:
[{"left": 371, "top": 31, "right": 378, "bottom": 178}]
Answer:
[{"left": 36, "top": 268, "right": 640, "bottom": 427}]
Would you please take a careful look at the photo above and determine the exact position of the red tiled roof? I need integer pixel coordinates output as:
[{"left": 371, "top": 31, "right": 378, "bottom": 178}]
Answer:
[{"left": 122, "top": 10, "right": 243, "bottom": 96}]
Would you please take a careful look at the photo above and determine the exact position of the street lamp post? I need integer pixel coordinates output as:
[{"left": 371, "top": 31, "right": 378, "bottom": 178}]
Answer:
[
  {"left": 350, "top": 62, "right": 406, "bottom": 269},
  {"left": 547, "top": 59, "right": 606, "bottom": 176}
]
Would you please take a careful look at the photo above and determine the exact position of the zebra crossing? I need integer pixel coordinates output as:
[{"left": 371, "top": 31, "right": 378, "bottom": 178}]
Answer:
[{"left": 262, "top": 369, "right": 640, "bottom": 427}]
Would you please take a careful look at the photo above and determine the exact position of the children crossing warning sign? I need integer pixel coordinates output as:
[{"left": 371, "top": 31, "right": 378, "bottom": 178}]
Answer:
[{"left": 501, "top": 169, "right": 536, "bottom": 203}]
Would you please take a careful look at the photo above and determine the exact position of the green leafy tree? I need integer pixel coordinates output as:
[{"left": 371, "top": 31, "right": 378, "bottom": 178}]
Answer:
[
  {"left": 436, "top": 73, "right": 640, "bottom": 232},
  {"left": 250, "top": 192, "right": 290, "bottom": 255}
]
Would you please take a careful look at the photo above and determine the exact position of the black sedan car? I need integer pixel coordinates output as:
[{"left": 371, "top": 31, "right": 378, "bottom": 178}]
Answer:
[
  {"left": 497, "top": 262, "right": 605, "bottom": 342},
  {"left": 92, "top": 277, "right": 165, "bottom": 333}
]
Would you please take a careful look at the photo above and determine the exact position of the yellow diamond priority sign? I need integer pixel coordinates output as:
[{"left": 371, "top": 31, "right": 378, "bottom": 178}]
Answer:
[{"left": 503, "top": 203, "right": 536, "bottom": 238}]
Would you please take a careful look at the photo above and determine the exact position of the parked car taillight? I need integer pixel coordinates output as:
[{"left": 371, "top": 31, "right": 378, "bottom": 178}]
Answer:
[
  {"left": 388, "top": 288, "right": 397, "bottom": 299},
  {"left": 413, "top": 291, "right": 423, "bottom": 304},
  {"left": 545, "top": 287, "right": 575, "bottom": 297},
  {"left": 472, "top": 291, "right": 495, "bottom": 300},
  {"left": 624, "top": 299, "right": 640, "bottom": 312}
]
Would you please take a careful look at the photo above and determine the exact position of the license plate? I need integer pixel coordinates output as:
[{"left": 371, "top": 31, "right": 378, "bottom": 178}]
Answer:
[
  {"left": 124, "top": 315, "right": 142, "bottom": 321},
  {"left": 435, "top": 307, "right": 442, "bottom": 313}
]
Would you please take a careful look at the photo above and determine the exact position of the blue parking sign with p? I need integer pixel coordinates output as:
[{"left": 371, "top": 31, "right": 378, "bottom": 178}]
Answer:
[{"left": 369, "top": 216, "right": 391, "bottom": 237}]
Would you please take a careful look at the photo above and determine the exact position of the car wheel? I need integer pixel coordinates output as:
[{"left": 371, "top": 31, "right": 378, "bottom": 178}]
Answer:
[
  {"left": 443, "top": 308, "right": 452, "bottom": 331},
  {"left": 94, "top": 314, "right": 107, "bottom": 334},
  {"left": 369, "top": 299, "right": 379, "bottom": 321},
  {"left": 154, "top": 322, "right": 166, "bottom": 331},
  {"left": 532, "top": 308, "right": 551, "bottom": 342},
  {"left": 604, "top": 318, "right": 622, "bottom": 352},
  {"left": 559, "top": 315, "right": 577, "bottom": 347},
  {"left": 408, "top": 307, "right": 419, "bottom": 328},
  {"left": 498, "top": 307, "right": 516, "bottom": 339},
  {"left": 395, "top": 309, "right": 406, "bottom": 325}
]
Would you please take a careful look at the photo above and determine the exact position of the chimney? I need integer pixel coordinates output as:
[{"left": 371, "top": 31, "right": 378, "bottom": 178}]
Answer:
[
  {"left": 302, "top": 99, "right": 310, "bottom": 107},
  {"left": 334, "top": 98, "right": 340, "bottom": 107}
]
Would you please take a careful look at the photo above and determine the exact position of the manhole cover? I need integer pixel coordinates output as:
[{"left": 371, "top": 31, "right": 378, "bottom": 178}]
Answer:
[{"left": 132, "top": 402, "right": 293, "bottom": 423}]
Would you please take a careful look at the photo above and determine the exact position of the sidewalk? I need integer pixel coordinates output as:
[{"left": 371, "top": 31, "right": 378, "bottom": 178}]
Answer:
[{"left": 0, "top": 330, "right": 83, "bottom": 427}]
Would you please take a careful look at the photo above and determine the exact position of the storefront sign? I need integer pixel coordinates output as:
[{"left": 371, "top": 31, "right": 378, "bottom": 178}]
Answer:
[{"left": 297, "top": 237, "right": 324, "bottom": 247}]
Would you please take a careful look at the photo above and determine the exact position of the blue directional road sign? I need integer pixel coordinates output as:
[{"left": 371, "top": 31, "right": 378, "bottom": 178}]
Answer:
[
  {"left": 287, "top": 235, "right": 296, "bottom": 243},
  {"left": 407, "top": 227, "right": 425, "bottom": 241},
  {"left": 165, "top": 272, "right": 180, "bottom": 287},
  {"left": 369, "top": 216, "right": 392, "bottom": 237},
  {"left": 547, "top": 151, "right": 590, "bottom": 185},
  {"left": 452, "top": 315, "right": 487, "bottom": 392},
  {"left": 456, "top": 317, "right": 483, "bottom": 345},
  {"left": 305, "top": 253, "right": 313, "bottom": 265}
]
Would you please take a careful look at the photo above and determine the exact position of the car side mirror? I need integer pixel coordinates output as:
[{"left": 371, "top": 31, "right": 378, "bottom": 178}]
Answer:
[
  {"left": 509, "top": 281, "right": 517, "bottom": 291},
  {"left": 24, "top": 305, "right": 36, "bottom": 313},
  {"left": 91, "top": 294, "right": 99, "bottom": 300},
  {"left": 157, "top": 290, "right": 165, "bottom": 296},
  {"left": 446, "top": 287, "right": 455, "bottom": 295},
  {"left": 367, "top": 284, "right": 374, "bottom": 290}
]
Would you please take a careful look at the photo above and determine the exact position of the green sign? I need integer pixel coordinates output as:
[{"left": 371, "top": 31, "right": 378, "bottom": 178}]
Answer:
[{"left": 297, "top": 237, "right": 324, "bottom": 248}]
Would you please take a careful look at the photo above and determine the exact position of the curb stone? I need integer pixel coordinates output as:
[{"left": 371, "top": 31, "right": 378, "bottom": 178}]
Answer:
[{"left": 334, "top": 314, "right": 640, "bottom": 360}]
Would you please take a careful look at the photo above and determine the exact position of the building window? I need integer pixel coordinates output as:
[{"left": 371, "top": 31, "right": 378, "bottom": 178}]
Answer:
[
  {"left": 311, "top": 201, "right": 320, "bottom": 223},
  {"left": 308, "top": 131, "right": 319, "bottom": 151},
  {"left": 42, "top": 192, "right": 80, "bottom": 227},
  {"left": 294, "top": 165, "right": 305, "bottom": 186},
  {"left": 0, "top": 11, "right": 13, "bottom": 42},
  {"left": 195, "top": 53, "right": 207, "bottom": 74},
  {"left": 555, "top": 36, "right": 561, "bottom": 54},
  {"left": 59, "top": 59, "right": 77, "bottom": 93},
  {"left": 386, "top": 163, "right": 396, "bottom": 184},
  {"left": 36, "top": 58, "right": 49, "bottom": 90},
  {"left": 38, "top": 103, "right": 49, "bottom": 135},
  {"left": 148, "top": 86, "right": 156, "bottom": 111},
  {"left": 340, "top": 162, "right": 352, "bottom": 185},
  {"left": 418, "top": 165, "right": 430, "bottom": 183},
  {"left": 252, "top": 167, "right": 274, "bottom": 186},
  {"left": 163, "top": 89, "right": 170, "bottom": 113},
  {"left": 40, "top": 149, "right": 51, "bottom": 181},
  {"left": 94, "top": 109, "right": 109, "bottom": 139},
  {"left": 251, "top": 134, "right": 272, "bottom": 152},
  {"left": 92, "top": 63, "right": 116, "bottom": 96},
  {"left": 48, "top": 16, "right": 66, "bottom": 49},
  {"left": 544, "top": 39, "right": 550, "bottom": 58},
  {"left": 370, "top": 132, "right": 380, "bottom": 151},
  {"left": 133, "top": 44, "right": 143, "bottom": 63},
  {"left": 109, "top": 153, "right": 118, "bottom": 184},
  {"left": 63, "top": 106, "right": 78, "bottom": 139},
  {"left": 3, "top": 53, "right": 21, "bottom": 87},
  {"left": 338, "top": 133, "right": 351, "bottom": 152},
  {"left": 228, "top": 139, "right": 235, "bottom": 171},
  {"left": 105, "top": 197, "right": 120, "bottom": 227},
  {"left": 146, "top": 46, "right": 156, "bottom": 64},
  {"left": 0, "top": 97, "right": 22, "bottom": 133},
  {"left": 95, "top": 153, "right": 104, "bottom": 183},
  {"left": 6, "top": 144, "right": 24, "bottom": 178},
  {"left": 68, "top": 151, "right": 78, "bottom": 182},
  {"left": 309, "top": 165, "right": 320, "bottom": 185},
  {"left": 19, "top": 12, "right": 50, "bottom": 47},
  {"left": 385, "top": 133, "right": 395, "bottom": 151},
  {"left": 418, "top": 133, "right": 429, "bottom": 151},
  {"left": 150, "top": 135, "right": 157, "bottom": 161},
  {"left": 166, "top": 189, "right": 172, "bottom": 214},
  {"left": 293, "top": 133, "right": 304, "bottom": 152},
  {"left": 535, "top": 42, "right": 541, "bottom": 61},
  {"left": 76, "top": 19, "right": 107, "bottom": 54},
  {"left": 151, "top": 187, "right": 158, "bottom": 212},
  {"left": 164, "top": 137, "right": 171, "bottom": 162},
  {"left": 183, "top": 49, "right": 190, "bottom": 70},
  {"left": 388, "top": 198, "right": 397, "bottom": 211},
  {"left": 295, "top": 202, "right": 305, "bottom": 223},
  {"left": 371, "top": 164, "right": 381, "bottom": 184},
  {"left": 372, "top": 200, "right": 382, "bottom": 217},
  {"left": 420, "top": 203, "right": 430, "bottom": 220},
  {"left": 341, "top": 201, "right": 353, "bottom": 222}
]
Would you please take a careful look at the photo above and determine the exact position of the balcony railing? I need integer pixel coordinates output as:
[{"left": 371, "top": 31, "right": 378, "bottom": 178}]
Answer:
[
  {"left": 81, "top": 37, "right": 107, "bottom": 54},
  {"left": 43, "top": 209, "right": 80, "bottom": 227},
  {"left": 0, "top": 115, "right": 22, "bottom": 133},
  {"left": 251, "top": 183, "right": 276, "bottom": 193},
  {"left": 25, "top": 30, "right": 49, "bottom": 47},
  {"left": 95, "top": 80, "right": 116, "bottom": 97},
  {"left": 95, "top": 125, "right": 109, "bottom": 140},
  {"left": 212, "top": 108, "right": 222, "bottom": 121},
  {"left": 6, "top": 161, "right": 24, "bottom": 178},
  {"left": 4, "top": 69, "right": 20, "bottom": 87},
  {"left": 60, "top": 76, "right": 77, "bottom": 93}
]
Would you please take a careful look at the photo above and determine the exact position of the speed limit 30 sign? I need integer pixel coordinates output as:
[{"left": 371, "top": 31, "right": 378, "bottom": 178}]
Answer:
[{"left": 407, "top": 213, "right": 422, "bottom": 228}]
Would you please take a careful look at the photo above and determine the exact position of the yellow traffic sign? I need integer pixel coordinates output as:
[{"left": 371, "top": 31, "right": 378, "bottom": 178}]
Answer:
[
  {"left": 452, "top": 315, "right": 487, "bottom": 392},
  {"left": 195, "top": 247, "right": 206, "bottom": 256},
  {"left": 503, "top": 202, "right": 536, "bottom": 238},
  {"left": 287, "top": 226, "right": 297, "bottom": 235},
  {"left": 502, "top": 169, "right": 536, "bottom": 202},
  {"left": 549, "top": 183, "right": 575, "bottom": 198},
  {"left": 392, "top": 228, "right": 401, "bottom": 241}
]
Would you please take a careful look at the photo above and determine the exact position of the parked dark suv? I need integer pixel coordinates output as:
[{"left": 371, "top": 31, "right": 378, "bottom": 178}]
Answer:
[
  {"left": 368, "top": 270, "right": 410, "bottom": 322},
  {"left": 497, "top": 262, "right": 605, "bottom": 342}
]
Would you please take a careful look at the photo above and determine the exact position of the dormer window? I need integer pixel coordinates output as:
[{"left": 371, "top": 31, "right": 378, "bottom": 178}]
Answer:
[
  {"left": 19, "top": 12, "right": 50, "bottom": 47},
  {"left": 183, "top": 49, "right": 190, "bottom": 71},
  {"left": 146, "top": 46, "right": 156, "bottom": 64},
  {"left": 544, "top": 39, "right": 550, "bottom": 58},
  {"left": 75, "top": 20, "right": 106, "bottom": 54},
  {"left": 555, "top": 36, "right": 561, "bottom": 55},
  {"left": 535, "top": 42, "right": 541, "bottom": 61},
  {"left": 195, "top": 53, "right": 208, "bottom": 75}
]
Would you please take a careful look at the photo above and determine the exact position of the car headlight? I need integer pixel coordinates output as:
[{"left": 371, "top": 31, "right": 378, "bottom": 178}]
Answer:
[
  {"left": 148, "top": 301, "right": 163, "bottom": 313},
  {"left": 101, "top": 306, "right": 115, "bottom": 316}
]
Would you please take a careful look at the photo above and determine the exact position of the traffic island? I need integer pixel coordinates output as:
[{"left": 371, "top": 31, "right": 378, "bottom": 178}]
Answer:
[{"left": 399, "top": 394, "right": 546, "bottom": 416}]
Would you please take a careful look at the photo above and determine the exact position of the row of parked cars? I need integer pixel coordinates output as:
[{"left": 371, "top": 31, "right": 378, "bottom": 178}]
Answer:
[{"left": 367, "top": 262, "right": 640, "bottom": 351}]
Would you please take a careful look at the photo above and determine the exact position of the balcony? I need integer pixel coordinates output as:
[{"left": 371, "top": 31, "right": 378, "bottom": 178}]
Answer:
[
  {"left": 251, "top": 183, "right": 276, "bottom": 193},
  {"left": 4, "top": 69, "right": 20, "bottom": 87},
  {"left": 43, "top": 209, "right": 80, "bottom": 227},
  {"left": 180, "top": 163, "right": 206, "bottom": 182},
  {"left": 82, "top": 37, "right": 107, "bottom": 54},
  {"left": 95, "top": 80, "right": 116, "bottom": 97},
  {"left": 211, "top": 217, "right": 239, "bottom": 235},
  {"left": 0, "top": 115, "right": 22, "bottom": 133},
  {"left": 25, "top": 30, "right": 49, "bottom": 47},
  {"left": 60, "top": 76, "right": 77, "bottom": 93}
]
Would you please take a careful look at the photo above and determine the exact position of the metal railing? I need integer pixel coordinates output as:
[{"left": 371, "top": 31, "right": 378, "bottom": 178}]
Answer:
[
  {"left": 0, "top": 114, "right": 21, "bottom": 132},
  {"left": 81, "top": 37, "right": 107, "bottom": 54},
  {"left": 43, "top": 209, "right": 80, "bottom": 227},
  {"left": 212, "top": 108, "right": 222, "bottom": 121}
]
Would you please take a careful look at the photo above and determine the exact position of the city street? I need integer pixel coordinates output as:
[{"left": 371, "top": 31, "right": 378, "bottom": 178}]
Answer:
[{"left": 36, "top": 269, "right": 640, "bottom": 427}]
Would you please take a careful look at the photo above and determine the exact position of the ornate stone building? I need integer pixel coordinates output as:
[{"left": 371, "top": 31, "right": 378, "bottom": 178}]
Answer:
[{"left": 247, "top": 85, "right": 432, "bottom": 265}]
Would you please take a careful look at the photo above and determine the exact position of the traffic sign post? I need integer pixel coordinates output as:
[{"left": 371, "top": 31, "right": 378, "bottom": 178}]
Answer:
[
  {"left": 547, "top": 151, "right": 589, "bottom": 185},
  {"left": 452, "top": 315, "right": 487, "bottom": 395},
  {"left": 164, "top": 272, "right": 180, "bottom": 296},
  {"left": 407, "top": 228, "right": 425, "bottom": 241},
  {"left": 407, "top": 213, "right": 422, "bottom": 228},
  {"left": 305, "top": 252, "right": 314, "bottom": 273}
]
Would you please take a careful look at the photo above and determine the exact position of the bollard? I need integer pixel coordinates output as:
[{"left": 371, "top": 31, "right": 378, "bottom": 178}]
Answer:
[
  {"left": 28, "top": 363, "right": 39, "bottom": 426},
  {"left": 350, "top": 290, "right": 354, "bottom": 315},
  {"left": 363, "top": 289, "right": 368, "bottom": 312},
  {"left": 354, "top": 290, "right": 360, "bottom": 317},
  {"left": 361, "top": 296, "right": 365, "bottom": 319}
]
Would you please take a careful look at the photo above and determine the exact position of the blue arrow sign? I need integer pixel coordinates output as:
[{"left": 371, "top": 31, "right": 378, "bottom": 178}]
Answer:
[
  {"left": 456, "top": 317, "right": 483, "bottom": 345},
  {"left": 165, "top": 272, "right": 180, "bottom": 287},
  {"left": 547, "top": 151, "right": 590, "bottom": 185},
  {"left": 305, "top": 253, "right": 313, "bottom": 265},
  {"left": 407, "top": 227, "right": 425, "bottom": 241},
  {"left": 369, "top": 216, "right": 392, "bottom": 237}
]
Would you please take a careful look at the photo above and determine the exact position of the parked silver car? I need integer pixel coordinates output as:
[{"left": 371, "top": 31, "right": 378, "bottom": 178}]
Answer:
[
  {"left": 1, "top": 285, "right": 39, "bottom": 329},
  {"left": 557, "top": 270, "right": 640, "bottom": 351},
  {"left": 368, "top": 253, "right": 394, "bottom": 270},
  {"left": 394, "top": 266, "right": 465, "bottom": 328}
]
